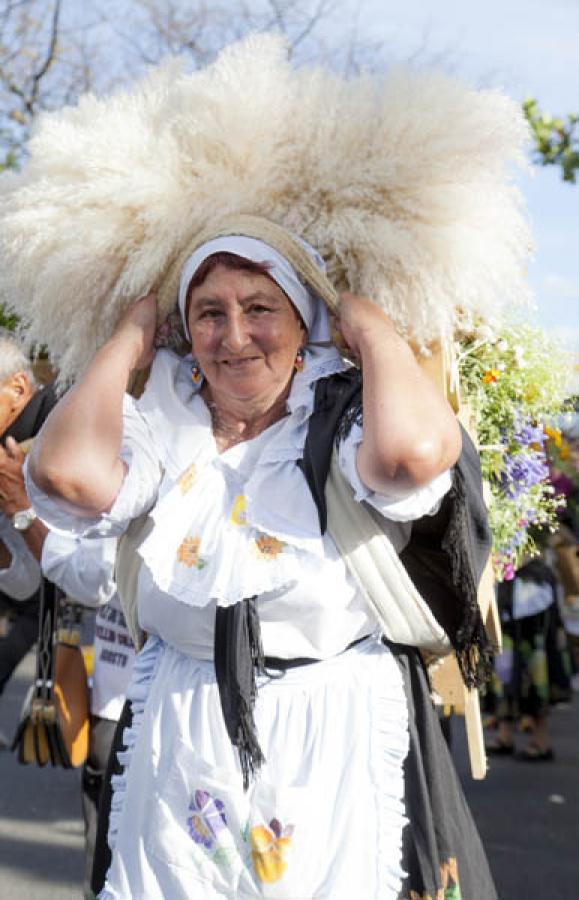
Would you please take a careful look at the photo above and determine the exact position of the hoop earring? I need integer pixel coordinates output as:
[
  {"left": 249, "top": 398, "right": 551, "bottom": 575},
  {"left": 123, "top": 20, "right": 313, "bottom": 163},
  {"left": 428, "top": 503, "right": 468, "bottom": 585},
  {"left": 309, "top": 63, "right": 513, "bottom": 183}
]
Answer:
[
  {"left": 294, "top": 348, "right": 305, "bottom": 373},
  {"left": 191, "top": 360, "right": 203, "bottom": 384}
]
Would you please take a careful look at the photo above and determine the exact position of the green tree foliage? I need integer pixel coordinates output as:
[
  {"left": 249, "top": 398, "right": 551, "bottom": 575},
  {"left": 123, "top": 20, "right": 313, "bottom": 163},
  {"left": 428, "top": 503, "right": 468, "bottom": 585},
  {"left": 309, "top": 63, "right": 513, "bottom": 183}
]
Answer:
[{"left": 523, "top": 97, "right": 579, "bottom": 184}]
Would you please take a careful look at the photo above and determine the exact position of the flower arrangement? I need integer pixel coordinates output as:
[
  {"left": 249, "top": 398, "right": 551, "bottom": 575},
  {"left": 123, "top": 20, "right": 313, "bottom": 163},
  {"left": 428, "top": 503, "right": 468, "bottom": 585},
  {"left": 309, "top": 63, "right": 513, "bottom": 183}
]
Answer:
[
  {"left": 457, "top": 323, "right": 571, "bottom": 580},
  {"left": 548, "top": 417, "right": 579, "bottom": 532}
]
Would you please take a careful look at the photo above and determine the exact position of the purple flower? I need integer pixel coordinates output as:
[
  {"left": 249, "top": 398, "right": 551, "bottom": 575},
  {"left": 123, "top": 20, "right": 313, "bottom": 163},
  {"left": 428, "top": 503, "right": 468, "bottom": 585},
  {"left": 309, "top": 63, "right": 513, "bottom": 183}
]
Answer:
[
  {"left": 501, "top": 450, "right": 549, "bottom": 499},
  {"left": 512, "top": 415, "right": 546, "bottom": 450},
  {"left": 503, "top": 562, "right": 515, "bottom": 580},
  {"left": 187, "top": 789, "right": 227, "bottom": 849}
]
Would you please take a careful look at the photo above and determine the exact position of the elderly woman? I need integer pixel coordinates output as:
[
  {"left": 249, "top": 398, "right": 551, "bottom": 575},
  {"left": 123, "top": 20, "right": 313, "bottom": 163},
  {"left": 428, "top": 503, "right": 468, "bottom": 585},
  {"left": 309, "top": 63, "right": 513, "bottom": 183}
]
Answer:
[{"left": 28, "top": 227, "right": 496, "bottom": 899}]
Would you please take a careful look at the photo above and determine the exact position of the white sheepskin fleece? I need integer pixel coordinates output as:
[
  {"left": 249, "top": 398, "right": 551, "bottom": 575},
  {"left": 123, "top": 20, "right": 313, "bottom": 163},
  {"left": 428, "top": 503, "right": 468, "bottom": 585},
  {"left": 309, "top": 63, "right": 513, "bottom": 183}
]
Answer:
[{"left": 0, "top": 33, "right": 533, "bottom": 385}]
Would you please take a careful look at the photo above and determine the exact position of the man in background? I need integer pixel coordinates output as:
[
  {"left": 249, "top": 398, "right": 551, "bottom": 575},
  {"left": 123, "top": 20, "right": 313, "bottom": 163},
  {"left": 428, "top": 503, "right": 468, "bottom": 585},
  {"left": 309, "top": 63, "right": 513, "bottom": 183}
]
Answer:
[{"left": 0, "top": 330, "right": 55, "bottom": 742}]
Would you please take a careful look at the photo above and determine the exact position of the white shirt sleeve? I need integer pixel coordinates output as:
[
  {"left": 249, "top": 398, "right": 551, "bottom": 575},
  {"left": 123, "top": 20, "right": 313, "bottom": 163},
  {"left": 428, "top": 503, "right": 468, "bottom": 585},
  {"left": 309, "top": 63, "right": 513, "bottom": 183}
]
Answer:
[
  {"left": 0, "top": 515, "right": 42, "bottom": 600},
  {"left": 24, "top": 394, "right": 163, "bottom": 539},
  {"left": 337, "top": 421, "right": 452, "bottom": 523},
  {"left": 41, "top": 532, "right": 117, "bottom": 608}
]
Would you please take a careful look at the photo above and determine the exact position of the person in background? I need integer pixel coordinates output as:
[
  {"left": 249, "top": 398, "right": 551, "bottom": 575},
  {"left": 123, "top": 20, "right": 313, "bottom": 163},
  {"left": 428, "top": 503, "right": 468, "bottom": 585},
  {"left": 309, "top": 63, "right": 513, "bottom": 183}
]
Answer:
[
  {"left": 0, "top": 330, "right": 55, "bottom": 743},
  {"left": 0, "top": 331, "right": 134, "bottom": 896},
  {"left": 41, "top": 534, "right": 135, "bottom": 899},
  {"left": 485, "top": 553, "right": 572, "bottom": 761}
]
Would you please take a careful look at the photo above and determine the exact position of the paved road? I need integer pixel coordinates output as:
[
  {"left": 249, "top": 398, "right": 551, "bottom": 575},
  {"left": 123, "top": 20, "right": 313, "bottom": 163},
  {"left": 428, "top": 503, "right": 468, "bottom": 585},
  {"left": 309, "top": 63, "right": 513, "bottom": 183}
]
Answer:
[
  {"left": 454, "top": 695, "right": 579, "bottom": 898},
  {"left": 0, "top": 652, "right": 84, "bottom": 900},
  {"left": 1, "top": 650, "right": 577, "bottom": 899}
]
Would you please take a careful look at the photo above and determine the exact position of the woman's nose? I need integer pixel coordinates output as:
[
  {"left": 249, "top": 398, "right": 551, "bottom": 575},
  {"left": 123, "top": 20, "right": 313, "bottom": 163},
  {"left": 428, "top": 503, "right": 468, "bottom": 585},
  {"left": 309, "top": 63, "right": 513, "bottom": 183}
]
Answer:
[{"left": 221, "top": 312, "right": 250, "bottom": 351}]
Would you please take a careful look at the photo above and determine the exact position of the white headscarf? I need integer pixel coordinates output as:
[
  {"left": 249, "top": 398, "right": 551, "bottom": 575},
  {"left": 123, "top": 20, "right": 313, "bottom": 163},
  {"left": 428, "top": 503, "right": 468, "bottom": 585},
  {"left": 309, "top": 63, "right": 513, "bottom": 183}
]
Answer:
[{"left": 178, "top": 235, "right": 332, "bottom": 343}]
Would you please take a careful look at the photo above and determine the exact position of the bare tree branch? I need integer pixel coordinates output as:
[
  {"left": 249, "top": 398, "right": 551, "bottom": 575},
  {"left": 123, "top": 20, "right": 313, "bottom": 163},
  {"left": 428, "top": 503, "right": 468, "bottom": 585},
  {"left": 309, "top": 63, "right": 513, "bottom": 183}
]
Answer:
[{"left": 25, "top": 0, "right": 62, "bottom": 114}]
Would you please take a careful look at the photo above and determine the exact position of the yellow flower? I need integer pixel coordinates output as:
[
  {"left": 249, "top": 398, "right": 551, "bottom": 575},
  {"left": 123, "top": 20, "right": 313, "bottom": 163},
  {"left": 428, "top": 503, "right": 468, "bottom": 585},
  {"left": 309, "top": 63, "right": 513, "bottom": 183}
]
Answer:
[
  {"left": 178, "top": 464, "right": 197, "bottom": 495},
  {"left": 482, "top": 368, "right": 501, "bottom": 384},
  {"left": 254, "top": 534, "right": 285, "bottom": 560},
  {"left": 524, "top": 386, "right": 540, "bottom": 403},
  {"left": 230, "top": 495, "right": 247, "bottom": 526},
  {"left": 250, "top": 824, "right": 292, "bottom": 884},
  {"left": 544, "top": 426, "right": 562, "bottom": 448},
  {"left": 176, "top": 536, "right": 205, "bottom": 569}
]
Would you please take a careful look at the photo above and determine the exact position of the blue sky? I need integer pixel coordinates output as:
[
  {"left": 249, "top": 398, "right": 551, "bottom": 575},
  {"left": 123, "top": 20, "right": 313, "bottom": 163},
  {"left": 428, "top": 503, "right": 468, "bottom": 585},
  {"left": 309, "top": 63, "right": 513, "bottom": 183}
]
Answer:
[{"left": 352, "top": 0, "right": 579, "bottom": 359}]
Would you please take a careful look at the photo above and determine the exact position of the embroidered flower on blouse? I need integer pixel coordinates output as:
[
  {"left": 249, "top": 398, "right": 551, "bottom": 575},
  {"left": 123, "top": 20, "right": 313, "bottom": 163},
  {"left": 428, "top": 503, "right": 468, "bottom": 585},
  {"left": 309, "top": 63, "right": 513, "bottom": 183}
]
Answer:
[
  {"left": 253, "top": 534, "right": 285, "bottom": 560},
  {"left": 178, "top": 464, "right": 198, "bottom": 495},
  {"left": 187, "top": 790, "right": 227, "bottom": 850},
  {"left": 176, "top": 536, "right": 206, "bottom": 569},
  {"left": 230, "top": 495, "right": 247, "bottom": 526},
  {"left": 249, "top": 818, "right": 294, "bottom": 884}
]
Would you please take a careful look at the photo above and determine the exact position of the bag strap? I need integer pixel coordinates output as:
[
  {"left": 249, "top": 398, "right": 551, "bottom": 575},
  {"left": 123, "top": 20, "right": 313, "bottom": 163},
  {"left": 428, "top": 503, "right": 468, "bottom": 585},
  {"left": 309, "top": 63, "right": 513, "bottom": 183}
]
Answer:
[
  {"left": 326, "top": 448, "right": 450, "bottom": 654},
  {"left": 36, "top": 579, "right": 58, "bottom": 699}
]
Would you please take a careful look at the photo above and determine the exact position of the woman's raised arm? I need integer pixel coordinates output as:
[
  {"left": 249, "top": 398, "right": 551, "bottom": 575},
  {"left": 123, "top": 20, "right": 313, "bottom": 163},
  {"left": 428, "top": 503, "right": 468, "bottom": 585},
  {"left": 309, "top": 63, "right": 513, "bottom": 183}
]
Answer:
[
  {"left": 336, "top": 292, "right": 462, "bottom": 498},
  {"left": 28, "top": 294, "right": 158, "bottom": 515}
]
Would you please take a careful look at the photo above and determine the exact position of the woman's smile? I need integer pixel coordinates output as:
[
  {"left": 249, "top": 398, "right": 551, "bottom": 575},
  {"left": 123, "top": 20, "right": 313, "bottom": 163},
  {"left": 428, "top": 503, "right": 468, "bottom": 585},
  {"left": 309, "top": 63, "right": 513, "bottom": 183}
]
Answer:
[{"left": 218, "top": 355, "right": 262, "bottom": 368}]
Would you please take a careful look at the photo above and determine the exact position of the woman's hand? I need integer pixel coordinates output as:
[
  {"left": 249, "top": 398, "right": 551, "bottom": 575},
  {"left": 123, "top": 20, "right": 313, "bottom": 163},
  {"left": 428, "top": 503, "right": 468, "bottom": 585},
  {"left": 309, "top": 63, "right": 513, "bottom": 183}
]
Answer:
[
  {"left": 108, "top": 293, "right": 159, "bottom": 371},
  {"left": 335, "top": 292, "right": 398, "bottom": 360}
]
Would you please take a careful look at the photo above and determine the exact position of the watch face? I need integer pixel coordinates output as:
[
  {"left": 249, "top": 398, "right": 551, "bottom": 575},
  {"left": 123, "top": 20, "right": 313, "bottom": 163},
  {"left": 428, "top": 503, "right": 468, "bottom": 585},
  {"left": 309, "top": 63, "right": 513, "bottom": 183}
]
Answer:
[{"left": 13, "top": 508, "right": 36, "bottom": 531}]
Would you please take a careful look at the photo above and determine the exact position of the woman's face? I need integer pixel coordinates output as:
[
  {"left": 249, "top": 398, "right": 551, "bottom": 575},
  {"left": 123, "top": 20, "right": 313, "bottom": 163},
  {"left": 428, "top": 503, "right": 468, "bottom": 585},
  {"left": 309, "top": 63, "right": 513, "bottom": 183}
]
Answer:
[{"left": 187, "top": 264, "right": 306, "bottom": 410}]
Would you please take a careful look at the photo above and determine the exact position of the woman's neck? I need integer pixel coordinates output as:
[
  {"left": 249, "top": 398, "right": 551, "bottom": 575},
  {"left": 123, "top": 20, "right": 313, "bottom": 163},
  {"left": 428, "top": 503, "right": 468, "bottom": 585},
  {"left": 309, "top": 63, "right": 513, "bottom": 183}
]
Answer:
[{"left": 202, "top": 386, "right": 289, "bottom": 452}]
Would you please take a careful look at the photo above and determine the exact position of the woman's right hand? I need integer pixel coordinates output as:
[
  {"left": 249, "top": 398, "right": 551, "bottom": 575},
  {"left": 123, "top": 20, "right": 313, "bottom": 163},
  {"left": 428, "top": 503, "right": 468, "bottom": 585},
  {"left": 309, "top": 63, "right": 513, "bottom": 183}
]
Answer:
[{"left": 108, "top": 293, "right": 159, "bottom": 371}]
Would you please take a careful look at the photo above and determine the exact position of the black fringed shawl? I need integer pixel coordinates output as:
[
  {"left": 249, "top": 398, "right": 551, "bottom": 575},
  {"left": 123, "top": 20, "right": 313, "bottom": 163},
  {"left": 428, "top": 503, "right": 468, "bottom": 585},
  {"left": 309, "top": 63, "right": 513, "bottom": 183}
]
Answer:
[
  {"left": 215, "top": 368, "right": 494, "bottom": 786},
  {"left": 301, "top": 367, "right": 494, "bottom": 687}
]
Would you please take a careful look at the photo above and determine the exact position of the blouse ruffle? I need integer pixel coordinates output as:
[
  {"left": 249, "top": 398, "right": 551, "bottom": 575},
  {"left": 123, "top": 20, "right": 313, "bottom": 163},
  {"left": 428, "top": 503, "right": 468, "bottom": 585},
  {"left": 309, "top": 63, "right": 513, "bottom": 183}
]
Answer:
[{"left": 26, "top": 345, "right": 451, "bottom": 614}]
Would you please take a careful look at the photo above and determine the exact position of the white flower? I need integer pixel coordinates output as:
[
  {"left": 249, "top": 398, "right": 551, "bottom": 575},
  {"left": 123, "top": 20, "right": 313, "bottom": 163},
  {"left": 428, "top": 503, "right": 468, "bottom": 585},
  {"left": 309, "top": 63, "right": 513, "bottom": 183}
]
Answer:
[
  {"left": 475, "top": 324, "right": 497, "bottom": 342},
  {"left": 513, "top": 346, "right": 527, "bottom": 367}
]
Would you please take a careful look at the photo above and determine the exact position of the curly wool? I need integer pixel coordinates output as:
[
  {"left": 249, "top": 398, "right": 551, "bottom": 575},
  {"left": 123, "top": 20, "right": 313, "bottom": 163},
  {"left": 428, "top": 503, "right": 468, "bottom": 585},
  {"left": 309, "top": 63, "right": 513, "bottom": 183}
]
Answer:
[{"left": 0, "top": 33, "right": 532, "bottom": 386}]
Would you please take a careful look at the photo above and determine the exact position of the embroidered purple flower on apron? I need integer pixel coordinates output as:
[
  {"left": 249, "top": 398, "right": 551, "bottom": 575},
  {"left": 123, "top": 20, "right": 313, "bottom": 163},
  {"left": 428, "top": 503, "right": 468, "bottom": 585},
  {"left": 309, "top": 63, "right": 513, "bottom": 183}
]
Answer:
[{"left": 187, "top": 789, "right": 227, "bottom": 849}]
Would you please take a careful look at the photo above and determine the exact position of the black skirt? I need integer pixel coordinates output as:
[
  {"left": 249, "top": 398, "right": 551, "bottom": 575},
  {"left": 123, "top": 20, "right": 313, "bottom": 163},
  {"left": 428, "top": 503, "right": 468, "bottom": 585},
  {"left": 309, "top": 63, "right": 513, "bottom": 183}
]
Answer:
[{"left": 390, "top": 644, "right": 498, "bottom": 900}]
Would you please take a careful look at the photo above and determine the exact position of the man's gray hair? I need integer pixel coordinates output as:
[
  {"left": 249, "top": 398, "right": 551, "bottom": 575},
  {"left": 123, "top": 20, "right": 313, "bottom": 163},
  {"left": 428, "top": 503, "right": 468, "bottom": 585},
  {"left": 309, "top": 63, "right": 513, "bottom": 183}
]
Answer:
[{"left": 0, "top": 329, "right": 36, "bottom": 385}]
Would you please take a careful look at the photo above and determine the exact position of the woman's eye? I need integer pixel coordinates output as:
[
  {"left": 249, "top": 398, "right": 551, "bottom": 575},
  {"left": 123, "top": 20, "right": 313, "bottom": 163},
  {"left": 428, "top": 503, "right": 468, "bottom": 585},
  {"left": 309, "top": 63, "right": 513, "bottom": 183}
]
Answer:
[
  {"left": 199, "top": 309, "right": 223, "bottom": 320},
  {"left": 248, "top": 304, "right": 271, "bottom": 314}
]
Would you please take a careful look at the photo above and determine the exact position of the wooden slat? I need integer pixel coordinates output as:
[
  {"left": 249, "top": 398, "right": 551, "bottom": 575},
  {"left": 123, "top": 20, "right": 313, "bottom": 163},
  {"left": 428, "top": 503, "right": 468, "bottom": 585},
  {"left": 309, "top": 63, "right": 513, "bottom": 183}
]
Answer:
[{"left": 416, "top": 340, "right": 494, "bottom": 779}]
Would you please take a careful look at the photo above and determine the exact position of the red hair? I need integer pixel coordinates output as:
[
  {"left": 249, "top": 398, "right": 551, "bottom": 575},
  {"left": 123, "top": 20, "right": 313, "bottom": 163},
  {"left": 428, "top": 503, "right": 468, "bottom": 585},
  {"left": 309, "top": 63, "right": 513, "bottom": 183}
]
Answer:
[{"left": 187, "top": 252, "right": 272, "bottom": 291}]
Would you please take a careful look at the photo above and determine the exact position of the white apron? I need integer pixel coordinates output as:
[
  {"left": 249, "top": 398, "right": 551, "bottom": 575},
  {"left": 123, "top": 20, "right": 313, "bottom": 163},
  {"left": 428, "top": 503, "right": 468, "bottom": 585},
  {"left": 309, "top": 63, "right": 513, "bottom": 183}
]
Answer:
[{"left": 101, "top": 634, "right": 409, "bottom": 900}]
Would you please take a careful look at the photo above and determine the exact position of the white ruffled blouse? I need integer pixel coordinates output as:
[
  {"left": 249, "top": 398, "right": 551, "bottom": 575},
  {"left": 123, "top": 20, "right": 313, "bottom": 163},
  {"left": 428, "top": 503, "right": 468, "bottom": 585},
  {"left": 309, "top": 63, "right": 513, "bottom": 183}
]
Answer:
[{"left": 27, "top": 346, "right": 452, "bottom": 661}]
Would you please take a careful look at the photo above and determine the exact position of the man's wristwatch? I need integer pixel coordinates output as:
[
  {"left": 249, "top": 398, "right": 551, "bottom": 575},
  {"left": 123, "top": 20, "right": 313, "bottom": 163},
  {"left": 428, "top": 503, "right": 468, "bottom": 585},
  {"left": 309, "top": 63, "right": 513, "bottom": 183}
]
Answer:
[{"left": 12, "top": 507, "right": 38, "bottom": 532}]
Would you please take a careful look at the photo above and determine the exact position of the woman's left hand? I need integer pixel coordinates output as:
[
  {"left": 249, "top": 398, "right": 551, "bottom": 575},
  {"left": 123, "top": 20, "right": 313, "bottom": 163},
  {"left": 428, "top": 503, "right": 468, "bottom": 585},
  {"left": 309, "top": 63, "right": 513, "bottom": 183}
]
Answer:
[{"left": 335, "top": 292, "right": 398, "bottom": 359}]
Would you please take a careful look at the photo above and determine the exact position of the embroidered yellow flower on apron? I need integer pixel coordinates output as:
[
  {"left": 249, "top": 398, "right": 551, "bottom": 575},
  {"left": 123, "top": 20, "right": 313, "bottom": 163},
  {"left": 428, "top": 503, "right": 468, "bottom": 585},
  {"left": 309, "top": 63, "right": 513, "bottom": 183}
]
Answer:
[
  {"left": 250, "top": 818, "right": 294, "bottom": 884},
  {"left": 176, "top": 536, "right": 206, "bottom": 569}
]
